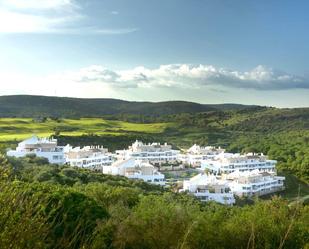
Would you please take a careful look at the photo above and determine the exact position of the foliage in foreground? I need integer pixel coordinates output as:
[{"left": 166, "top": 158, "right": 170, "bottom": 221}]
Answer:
[{"left": 0, "top": 155, "right": 308, "bottom": 249}]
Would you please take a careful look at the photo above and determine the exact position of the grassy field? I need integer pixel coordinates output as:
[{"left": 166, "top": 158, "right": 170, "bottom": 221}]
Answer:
[{"left": 0, "top": 118, "right": 174, "bottom": 142}]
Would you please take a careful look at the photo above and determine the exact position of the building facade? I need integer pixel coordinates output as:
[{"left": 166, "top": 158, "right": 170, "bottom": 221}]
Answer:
[
  {"left": 223, "top": 170, "right": 285, "bottom": 197},
  {"left": 64, "top": 146, "right": 114, "bottom": 170},
  {"left": 179, "top": 144, "right": 225, "bottom": 166},
  {"left": 181, "top": 173, "right": 235, "bottom": 205},
  {"left": 103, "top": 158, "right": 165, "bottom": 185},
  {"left": 200, "top": 153, "right": 277, "bottom": 174},
  {"left": 6, "top": 136, "right": 65, "bottom": 164},
  {"left": 116, "top": 140, "right": 180, "bottom": 165}
]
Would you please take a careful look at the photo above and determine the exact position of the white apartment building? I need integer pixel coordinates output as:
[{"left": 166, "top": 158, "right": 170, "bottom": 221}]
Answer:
[
  {"left": 103, "top": 158, "right": 165, "bottom": 185},
  {"left": 181, "top": 173, "right": 235, "bottom": 205},
  {"left": 6, "top": 136, "right": 65, "bottom": 164},
  {"left": 116, "top": 140, "right": 180, "bottom": 165},
  {"left": 223, "top": 170, "right": 285, "bottom": 197},
  {"left": 178, "top": 144, "right": 225, "bottom": 166},
  {"left": 64, "top": 146, "right": 114, "bottom": 170},
  {"left": 200, "top": 153, "right": 277, "bottom": 174}
]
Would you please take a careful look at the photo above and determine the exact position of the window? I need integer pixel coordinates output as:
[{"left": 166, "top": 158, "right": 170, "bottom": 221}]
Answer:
[
  {"left": 198, "top": 196, "right": 208, "bottom": 201},
  {"left": 208, "top": 187, "right": 215, "bottom": 193}
]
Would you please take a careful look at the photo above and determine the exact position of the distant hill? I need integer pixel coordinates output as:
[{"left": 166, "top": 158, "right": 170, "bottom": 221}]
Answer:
[{"left": 0, "top": 95, "right": 258, "bottom": 118}]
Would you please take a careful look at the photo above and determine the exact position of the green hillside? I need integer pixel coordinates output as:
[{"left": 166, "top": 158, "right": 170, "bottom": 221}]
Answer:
[
  {"left": 1, "top": 105, "right": 309, "bottom": 183},
  {"left": 0, "top": 95, "right": 256, "bottom": 118},
  {"left": 0, "top": 100, "right": 309, "bottom": 249}
]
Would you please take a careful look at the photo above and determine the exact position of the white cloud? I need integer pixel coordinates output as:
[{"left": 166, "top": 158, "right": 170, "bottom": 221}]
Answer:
[
  {"left": 1, "top": 64, "right": 307, "bottom": 102},
  {"left": 1, "top": 64, "right": 309, "bottom": 107},
  {"left": 60, "top": 64, "right": 308, "bottom": 90},
  {"left": 94, "top": 28, "right": 138, "bottom": 35},
  {"left": 0, "top": 0, "right": 81, "bottom": 33},
  {"left": 0, "top": 71, "right": 115, "bottom": 98},
  {"left": 1, "top": 0, "right": 76, "bottom": 10},
  {"left": 0, "top": 0, "right": 136, "bottom": 34},
  {"left": 0, "top": 9, "right": 79, "bottom": 33}
]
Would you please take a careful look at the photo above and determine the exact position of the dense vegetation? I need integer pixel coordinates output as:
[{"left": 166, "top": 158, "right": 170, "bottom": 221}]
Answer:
[
  {"left": 0, "top": 154, "right": 308, "bottom": 249},
  {"left": 0, "top": 95, "right": 254, "bottom": 118},
  {"left": 0, "top": 96, "right": 309, "bottom": 248}
]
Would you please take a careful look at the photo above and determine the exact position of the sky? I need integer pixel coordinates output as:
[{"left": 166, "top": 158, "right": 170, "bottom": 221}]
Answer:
[{"left": 0, "top": 0, "right": 308, "bottom": 107}]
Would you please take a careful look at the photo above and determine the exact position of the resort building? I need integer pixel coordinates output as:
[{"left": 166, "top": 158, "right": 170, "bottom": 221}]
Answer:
[
  {"left": 6, "top": 135, "right": 65, "bottom": 164},
  {"left": 64, "top": 146, "right": 114, "bottom": 170},
  {"left": 200, "top": 153, "right": 277, "bottom": 174},
  {"left": 103, "top": 158, "right": 165, "bottom": 185},
  {"left": 181, "top": 173, "right": 235, "bottom": 205},
  {"left": 115, "top": 140, "right": 180, "bottom": 165},
  {"left": 178, "top": 144, "right": 225, "bottom": 166},
  {"left": 223, "top": 170, "right": 285, "bottom": 197}
]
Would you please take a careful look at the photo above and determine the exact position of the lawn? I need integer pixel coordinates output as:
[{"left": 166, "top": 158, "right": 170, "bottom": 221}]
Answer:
[{"left": 0, "top": 118, "right": 174, "bottom": 142}]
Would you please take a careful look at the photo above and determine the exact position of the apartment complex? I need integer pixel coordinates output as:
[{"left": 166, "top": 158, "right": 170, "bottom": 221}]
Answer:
[
  {"left": 180, "top": 144, "right": 285, "bottom": 205},
  {"left": 103, "top": 158, "right": 165, "bottom": 185},
  {"left": 6, "top": 138, "right": 285, "bottom": 195},
  {"left": 116, "top": 140, "right": 180, "bottom": 165},
  {"left": 200, "top": 152, "right": 277, "bottom": 174},
  {"left": 6, "top": 135, "right": 65, "bottom": 164},
  {"left": 64, "top": 146, "right": 114, "bottom": 170},
  {"left": 179, "top": 144, "right": 225, "bottom": 166},
  {"left": 181, "top": 173, "right": 235, "bottom": 205},
  {"left": 223, "top": 170, "right": 285, "bottom": 197}
]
